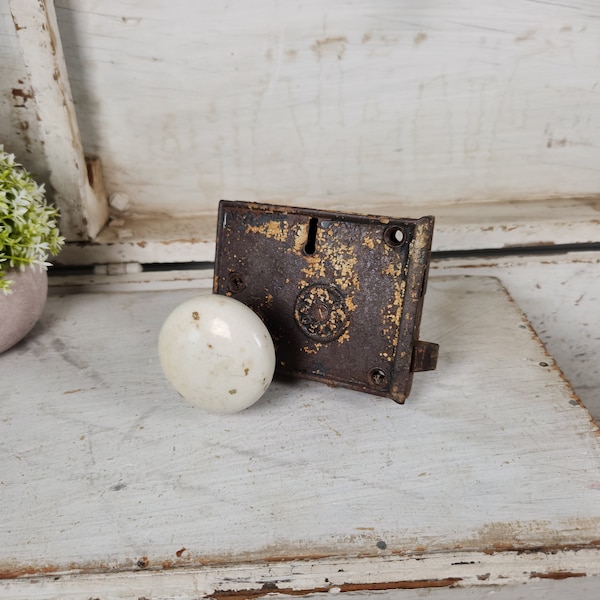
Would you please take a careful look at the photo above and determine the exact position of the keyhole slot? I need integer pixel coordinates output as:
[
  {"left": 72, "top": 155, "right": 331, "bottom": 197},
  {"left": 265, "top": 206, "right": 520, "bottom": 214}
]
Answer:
[{"left": 304, "top": 217, "right": 319, "bottom": 255}]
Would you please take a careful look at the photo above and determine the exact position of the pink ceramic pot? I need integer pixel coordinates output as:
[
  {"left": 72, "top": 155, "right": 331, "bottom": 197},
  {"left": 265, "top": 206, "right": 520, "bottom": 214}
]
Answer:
[{"left": 0, "top": 267, "right": 48, "bottom": 354}]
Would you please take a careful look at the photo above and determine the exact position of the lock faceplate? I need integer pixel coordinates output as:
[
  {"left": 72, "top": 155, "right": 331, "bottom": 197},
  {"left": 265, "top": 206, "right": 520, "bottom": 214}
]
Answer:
[{"left": 213, "top": 201, "right": 438, "bottom": 403}]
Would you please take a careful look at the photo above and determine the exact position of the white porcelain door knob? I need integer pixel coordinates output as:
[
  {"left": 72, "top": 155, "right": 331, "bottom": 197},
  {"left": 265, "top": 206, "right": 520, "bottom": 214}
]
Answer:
[{"left": 158, "top": 294, "right": 276, "bottom": 414}]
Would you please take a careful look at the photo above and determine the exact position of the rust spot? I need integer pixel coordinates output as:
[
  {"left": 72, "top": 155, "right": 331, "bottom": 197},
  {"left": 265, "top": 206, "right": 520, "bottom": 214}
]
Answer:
[
  {"left": 477, "top": 573, "right": 491, "bottom": 581},
  {"left": 530, "top": 571, "right": 586, "bottom": 580},
  {"left": 245, "top": 220, "right": 288, "bottom": 242},
  {"left": 3, "top": 540, "right": 600, "bottom": 580},
  {"left": 137, "top": 241, "right": 147, "bottom": 248},
  {"left": 492, "top": 542, "right": 517, "bottom": 551},
  {"left": 547, "top": 137, "right": 568, "bottom": 148},
  {"left": 229, "top": 389, "right": 237, "bottom": 395},
  {"left": 175, "top": 547, "right": 186, "bottom": 558},
  {"left": 192, "top": 311, "right": 200, "bottom": 321},
  {"left": 362, "top": 33, "right": 372, "bottom": 44},
  {"left": 414, "top": 32, "right": 427, "bottom": 46},
  {"left": 311, "top": 36, "right": 348, "bottom": 60},
  {"left": 515, "top": 29, "right": 536, "bottom": 42},
  {"left": 244, "top": 367, "right": 249, "bottom": 376},
  {"left": 0, "top": 560, "right": 114, "bottom": 580},
  {"left": 11, "top": 87, "right": 34, "bottom": 108},
  {"left": 210, "top": 579, "right": 461, "bottom": 599},
  {"left": 482, "top": 540, "right": 600, "bottom": 556}
]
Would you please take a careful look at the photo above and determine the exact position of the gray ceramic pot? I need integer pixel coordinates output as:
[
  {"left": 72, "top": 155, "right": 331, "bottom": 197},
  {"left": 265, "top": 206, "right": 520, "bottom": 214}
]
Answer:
[{"left": 0, "top": 266, "right": 48, "bottom": 354}]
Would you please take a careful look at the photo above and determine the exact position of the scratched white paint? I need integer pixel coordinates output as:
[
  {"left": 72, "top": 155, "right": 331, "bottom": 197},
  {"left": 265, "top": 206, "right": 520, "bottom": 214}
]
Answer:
[
  {"left": 2, "top": 4, "right": 600, "bottom": 595},
  {"left": 431, "top": 252, "right": 600, "bottom": 422},
  {"left": 0, "top": 553, "right": 599, "bottom": 599},
  {"left": 54, "top": 196, "right": 600, "bottom": 264},
  {"left": 3, "top": 1, "right": 599, "bottom": 256},
  {"left": 9, "top": 0, "right": 110, "bottom": 240},
  {"left": 52, "top": 0, "right": 600, "bottom": 216},
  {"left": 46, "top": 252, "right": 600, "bottom": 422},
  {"left": 0, "top": 4, "right": 49, "bottom": 181},
  {"left": 0, "top": 276, "right": 599, "bottom": 584}
]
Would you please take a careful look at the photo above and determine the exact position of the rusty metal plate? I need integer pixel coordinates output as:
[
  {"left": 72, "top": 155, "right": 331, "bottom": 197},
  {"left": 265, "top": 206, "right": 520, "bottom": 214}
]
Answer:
[{"left": 213, "top": 201, "right": 438, "bottom": 403}]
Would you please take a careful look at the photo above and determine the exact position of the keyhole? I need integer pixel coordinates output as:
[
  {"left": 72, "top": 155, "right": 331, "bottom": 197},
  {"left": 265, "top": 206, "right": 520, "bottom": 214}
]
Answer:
[{"left": 304, "top": 218, "right": 318, "bottom": 255}]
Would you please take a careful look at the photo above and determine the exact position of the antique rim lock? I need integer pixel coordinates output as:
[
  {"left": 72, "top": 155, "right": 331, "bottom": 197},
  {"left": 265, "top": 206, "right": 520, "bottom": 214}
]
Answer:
[{"left": 214, "top": 201, "right": 438, "bottom": 403}]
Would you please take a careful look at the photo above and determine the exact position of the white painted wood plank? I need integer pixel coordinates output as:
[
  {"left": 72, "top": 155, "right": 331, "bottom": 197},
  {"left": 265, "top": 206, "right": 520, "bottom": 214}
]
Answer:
[
  {"left": 431, "top": 252, "right": 600, "bottom": 422},
  {"left": 54, "top": 0, "right": 600, "bottom": 217},
  {"left": 1, "top": 276, "right": 599, "bottom": 584},
  {"left": 0, "top": 4, "right": 49, "bottom": 181},
  {"left": 0, "top": 552, "right": 599, "bottom": 599},
  {"left": 9, "top": 0, "right": 109, "bottom": 240},
  {"left": 47, "top": 252, "right": 600, "bottom": 422},
  {"left": 56, "top": 196, "right": 600, "bottom": 265}
]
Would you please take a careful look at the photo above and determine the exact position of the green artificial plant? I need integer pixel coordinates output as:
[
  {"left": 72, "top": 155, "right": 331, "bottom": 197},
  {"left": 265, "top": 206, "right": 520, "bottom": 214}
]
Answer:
[{"left": 0, "top": 146, "right": 64, "bottom": 293}]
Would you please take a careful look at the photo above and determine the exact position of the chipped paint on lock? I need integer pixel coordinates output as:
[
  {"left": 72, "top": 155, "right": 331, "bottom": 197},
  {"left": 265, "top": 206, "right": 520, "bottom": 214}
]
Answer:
[
  {"left": 214, "top": 201, "right": 438, "bottom": 403},
  {"left": 245, "top": 220, "right": 289, "bottom": 243}
]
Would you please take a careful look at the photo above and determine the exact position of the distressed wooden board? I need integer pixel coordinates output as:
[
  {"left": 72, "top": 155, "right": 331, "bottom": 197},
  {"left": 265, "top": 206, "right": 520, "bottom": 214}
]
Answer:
[
  {"left": 0, "top": 3, "right": 49, "bottom": 180},
  {"left": 56, "top": 196, "right": 600, "bottom": 265},
  {"left": 51, "top": 0, "right": 600, "bottom": 216},
  {"left": 8, "top": 0, "right": 109, "bottom": 240},
  {"left": 0, "top": 552, "right": 599, "bottom": 599},
  {"left": 1, "top": 275, "right": 599, "bottom": 587},
  {"left": 47, "top": 251, "right": 600, "bottom": 422},
  {"left": 4, "top": 1, "right": 600, "bottom": 255},
  {"left": 431, "top": 252, "right": 600, "bottom": 422}
]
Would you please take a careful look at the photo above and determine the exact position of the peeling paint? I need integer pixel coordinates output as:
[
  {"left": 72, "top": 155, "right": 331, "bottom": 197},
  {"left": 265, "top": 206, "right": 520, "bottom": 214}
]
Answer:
[
  {"left": 246, "top": 220, "right": 289, "bottom": 243},
  {"left": 215, "top": 202, "right": 436, "bottom": 402}
]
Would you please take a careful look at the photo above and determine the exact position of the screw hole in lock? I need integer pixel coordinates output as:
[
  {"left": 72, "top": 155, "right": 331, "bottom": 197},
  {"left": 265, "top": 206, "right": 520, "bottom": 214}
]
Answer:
[
  {"left": 384, "top": 226, "right": 406, "bottom": 248},
  {"left": 304, "top": 217, "right": 319, "bottom": 255},
  {"left": 228, "top": 271, "right": 246, "bottom": 293},
  {"left": 369, "top": 368, "right": 387, "bottom": 387}
]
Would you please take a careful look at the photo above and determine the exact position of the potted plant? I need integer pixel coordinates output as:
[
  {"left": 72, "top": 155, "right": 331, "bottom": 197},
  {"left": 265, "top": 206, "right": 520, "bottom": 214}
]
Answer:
[{"left": 0, "top": 146, "right": 64, "bottom": 353}]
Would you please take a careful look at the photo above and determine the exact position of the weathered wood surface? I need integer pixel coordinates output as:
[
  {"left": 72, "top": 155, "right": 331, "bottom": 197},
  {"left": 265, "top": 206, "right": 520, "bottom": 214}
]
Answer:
[
  {"left": 8, "top": 0, "right": 109, "bottom": 240},
  {"left": 4, "top": 1, "right": 600, "bottom": 256},
  {"left": 431, "top": 252, "right": 600, "bottom": 422},
  {"left": 49, "top": 251, "right": 600, "bottom": 422},
  {"left": 0, "top": 552, "right": 598, "bottom": 599},
  {"left": 51, "top": 0, "right": 600, "bottom": 213},
  {"left": 56, "top": 196, "right": 600, "bottom": 264},
  {"left": 0, "top": 276, "right": 599, "bottom": 593},
  {"left": 0, "top": 3, "right": 49, "bottom": 180}
]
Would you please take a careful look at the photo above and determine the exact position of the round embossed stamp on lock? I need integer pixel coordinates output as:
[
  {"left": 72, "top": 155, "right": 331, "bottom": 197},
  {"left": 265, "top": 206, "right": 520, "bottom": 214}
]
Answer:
[{"left": 294, "top": 283, "right": 350, "bottom": 342}]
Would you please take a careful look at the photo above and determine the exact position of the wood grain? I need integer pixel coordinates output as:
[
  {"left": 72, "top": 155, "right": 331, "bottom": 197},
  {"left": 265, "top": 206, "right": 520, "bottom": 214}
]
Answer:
[
  {"left": 53, "top": 0, "right": 600, "bottom": 214},
  {"left": 9, "top": 0, "right": 109, "bottom": 240},
  {"left": 0, "top": 276, "right": 598, "bottom": 584}
]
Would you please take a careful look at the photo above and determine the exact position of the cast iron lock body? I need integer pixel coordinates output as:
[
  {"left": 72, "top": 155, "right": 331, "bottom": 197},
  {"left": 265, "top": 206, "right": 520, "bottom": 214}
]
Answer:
[{"left": 214, "top": 201, "right": 438, "bottom": 403}]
